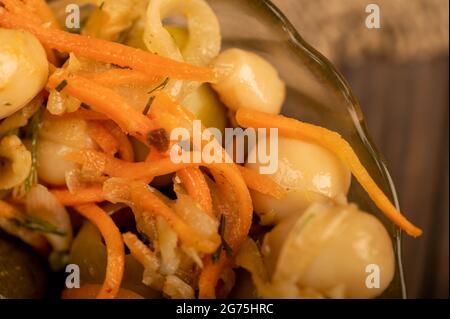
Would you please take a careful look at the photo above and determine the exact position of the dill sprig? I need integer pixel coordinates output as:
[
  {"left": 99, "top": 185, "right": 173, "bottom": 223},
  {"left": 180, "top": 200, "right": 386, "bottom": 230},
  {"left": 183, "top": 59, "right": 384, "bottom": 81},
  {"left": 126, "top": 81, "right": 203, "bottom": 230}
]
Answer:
[
  {"left": 55, "top": 79, "right": 68, "bottom": 92},
  {"left": 22, "top": 216, "right": 66, "bottom": 236},
  {"left": 143, "top": 78, "right": 169, "bottom": 114},
  {"left": 24, "top": 108, "right": 42, "bottom": 192},
  {"left": 212, "top": 214, "right": 233, "bottom": 263},
  {"left": 143, "top": 96, "right": 155, "bottom": 115},
  {"left": 147, "top": 78, "right": 169, "bottom": 95}
]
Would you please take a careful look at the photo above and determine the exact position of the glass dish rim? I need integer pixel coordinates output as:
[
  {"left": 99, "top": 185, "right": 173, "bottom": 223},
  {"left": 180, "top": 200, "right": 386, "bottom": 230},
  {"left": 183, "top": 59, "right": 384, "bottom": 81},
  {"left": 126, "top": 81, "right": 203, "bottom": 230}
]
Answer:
[{"left": 250, "top": 0, "right": 407, "bottom": 298}]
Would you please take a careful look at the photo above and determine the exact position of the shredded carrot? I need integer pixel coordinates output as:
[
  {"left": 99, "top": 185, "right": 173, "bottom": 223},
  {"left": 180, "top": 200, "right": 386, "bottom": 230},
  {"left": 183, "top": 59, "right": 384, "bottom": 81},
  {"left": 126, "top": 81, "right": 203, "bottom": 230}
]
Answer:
[
  {"left": 0, "top": 9, "right": 215, "bottom": 82},
  {"left": 24, "top": 0, "right": 60, "bottom": 29},
  {"left": 237, "top": 166, "right": 285, "bottom": 199},
  {"left": 51, "top": 186, "right": 105, "bottom": 206},
  {"left": 122, "top": 232, "right": 159, "bottom": 272},
  {"left": 74, "top": 204, "right": 125, "bottom": 299},
  {"left": 128, "top": 180, "right": 220, "bottom": 253},
  {"left": 89, "top": 69, "right": 162, "bottom": 87},
  {"left": 198, "top": 172, "right": 240, "bottom": 298},
  {"left": 103, "top": 121, "right": 135, "bottom": 162},
  {"left": 1, "top": 0, "right": 41, "bottom": 24},
  {"left": 66, "top": 149, "right": 253, "bottom": 298},
  {"left": 149, "top": 92, "right": 196, "bottom": 132},
  {"left": 43, "top": 108, "right": 110, "bottom": 122},
  {"left": 47, "top": 68, "right": 156, "bottom": 137},
  {"left": 177, "top": 168, "right": 214, "bottom": 216},
  {"left": 62, "top": 284, "right": 143, "bottom": 299},
  {"left": 66, "top": 149, "right": 196, "bottom": 179},
  {"left": 122, "top": 232, "right": 165, "bottom": 289},
  {"left": 236, "top": 108, "right": 422, "bottom": 237},
  {"left": 145, "top": 148, "right": 166, "bottom": 162},
  {"left": 87, "top": 121, "right": 119, "bottom": 156},
  {"left": 149, "top": 93, "right": 256, "bottom": 297}
]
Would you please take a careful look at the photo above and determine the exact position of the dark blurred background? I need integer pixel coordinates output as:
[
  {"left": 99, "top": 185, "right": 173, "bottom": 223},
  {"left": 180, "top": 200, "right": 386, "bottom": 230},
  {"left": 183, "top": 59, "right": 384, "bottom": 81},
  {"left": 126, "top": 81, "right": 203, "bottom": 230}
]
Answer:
[{"left": 272, "top": 0, "right": 449, "bottom": 298}]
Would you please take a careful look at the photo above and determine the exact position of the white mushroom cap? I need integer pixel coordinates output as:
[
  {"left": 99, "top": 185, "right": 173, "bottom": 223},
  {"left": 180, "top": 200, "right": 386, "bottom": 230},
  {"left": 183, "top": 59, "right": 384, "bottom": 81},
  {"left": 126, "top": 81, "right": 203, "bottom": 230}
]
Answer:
[
  {"left": 246, "top": 137, "right": 351, "bottom": 224},
  {"left": 0, "top": 28, "right": 48, "bottom": 119},
  {"left": 211, "top": 48, "right": 286, "bottom": 114},
  {"left": 262, "top": 201, "right": 395, "bottom": 298}
]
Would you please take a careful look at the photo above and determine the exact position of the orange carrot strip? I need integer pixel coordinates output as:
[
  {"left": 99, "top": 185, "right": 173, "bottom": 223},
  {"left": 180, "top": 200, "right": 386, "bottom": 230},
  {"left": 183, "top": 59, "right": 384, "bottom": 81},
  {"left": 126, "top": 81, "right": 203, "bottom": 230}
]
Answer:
[
  {"left": 198, "top": 172, "right": 241, "bottom": 298},
  {"left": 66, "top": 149, "right": 253, "bottom": 298},
  {"left": 89, "top": 69, "right": 162, "bottom": 87},
  {"left": 47, "top": 69, "right": 156, "bottom": 137},
  {"left": 177, "top": 168, "right": 214, "bottom": 216},
  {"left": 74, "top": 204, "right": 125, "bottom": 299},
  {"left": 237, "top": 166, "right": 285, "bottom": 199},
  {"left": 150, "top": 92, "right": 255, "bottom": 297},
  {"left": 128, "top": 180, "right": 220, "bottom": 253},
  {"left": 149, "top": 92, "right": 195, "bottom": 131},
  {"left": 0, "top": 9, "right": 215, "bottom": 82},
  {"left": 62, "top": 284, "right": 143, "bottom": 299},
  {"left": 1, "top": 0, "right": 41, "bottom": 24},
  {"left": 236, "top": 108, "right": 422, "bottom": 237},
  {"left": 43, "top": 108, "right": 110, "bottom": 121},
  {"left": 51, "top": 187, "right": 105, "bottom": 206},
  {"left": 66, "top": 149, "right": 196, "bottom": 179},
  {"left": 87, "top": 121, "right": 119, "bottom": 156},
  {"left": 24, "top": 0, "right": 60, "bottom": 28},
  {"left": 122, "top": 232, "right": 159, "bottom": 271},
  {"left": 103, "top": 121, "right": 135, "bottom": 162},
  {"left": 145, "top": 149, "right": 166, "bottom": 162},
  {"left": 122, "top": 232, "right": 165, "bottom": 289}
]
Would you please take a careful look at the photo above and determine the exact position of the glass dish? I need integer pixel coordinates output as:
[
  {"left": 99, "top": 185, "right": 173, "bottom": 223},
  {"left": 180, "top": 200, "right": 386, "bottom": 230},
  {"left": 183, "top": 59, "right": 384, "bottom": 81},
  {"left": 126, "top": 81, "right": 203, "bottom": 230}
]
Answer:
[{"left": 208, "top": 0, "right": 406, "bottom": 298}]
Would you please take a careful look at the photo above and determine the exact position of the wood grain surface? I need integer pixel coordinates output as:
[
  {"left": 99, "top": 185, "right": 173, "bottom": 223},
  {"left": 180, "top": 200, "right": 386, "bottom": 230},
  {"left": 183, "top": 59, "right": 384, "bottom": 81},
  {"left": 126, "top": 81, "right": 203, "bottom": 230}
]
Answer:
[{"left": 272, "top": 0, "right": 449, "bottom": 298}]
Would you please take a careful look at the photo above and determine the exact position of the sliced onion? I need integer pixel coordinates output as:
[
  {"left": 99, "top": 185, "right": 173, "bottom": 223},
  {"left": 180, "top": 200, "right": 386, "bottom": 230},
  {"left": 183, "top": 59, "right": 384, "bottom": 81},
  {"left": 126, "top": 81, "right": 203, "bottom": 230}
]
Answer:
[
  {"left": 83, "top": 0, "right": 147, "bottom": 42},
  {"left": 0, "top": 94, "right": 42, "bottom": 136},
  {"left": 70, "top": 222, "right": 161, "bottom": 298},
  {"left": 103, "top": 177, "right": 133, "bottom": 205},
  {"left": 0, "top": 135, "right": 32, "bottom": 190},
  {"left": 173, "top": 184, "right": 219, "bottom": 241},
  {"left": 144, "top": 0, "right": 221, "bottom": 99},
  {"left": 163, "top": 275, "right": 195, "bottom": 299},
  {"left": 144, "top": 0, "right": 220, "bottom": 65},
  {"left": 156, "top": 216, "right": 180, "bottom": 275},
  {"left": 47, "top": 90, "right": 82, "bottom": 115},
  {"left": 0, "top": 216, "right": 50, "bottom": 255},
  {"left": 25, "top": 184, "right": 73, "bottom": 252}
]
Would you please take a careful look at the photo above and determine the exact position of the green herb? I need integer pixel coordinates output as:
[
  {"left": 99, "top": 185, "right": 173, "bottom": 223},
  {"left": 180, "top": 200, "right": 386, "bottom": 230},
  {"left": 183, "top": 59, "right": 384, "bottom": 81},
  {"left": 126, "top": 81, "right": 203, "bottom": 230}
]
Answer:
[
  {"left": 212, "top": 214, "right": 233, "bottom": 263},
  {"left": 23, "top": 216, "right": 66, "bottom": 236},
  {"left": 222, "top": 237, "right": 233, "bottom": 257},
  {"left": 55, "top": 79, "right": 68, "bottom": 92},
  {"left": 147, "top": 78, "right": 169, "bottom": 95},
  {"left": 24, "top": 109, "right": 41, "bottom": 192},
  {"left": 143, "top": 96, "right": 155, "bottom": 115},
  {"left": 212, "top": 246, "right": 221, "bottom": 263}
]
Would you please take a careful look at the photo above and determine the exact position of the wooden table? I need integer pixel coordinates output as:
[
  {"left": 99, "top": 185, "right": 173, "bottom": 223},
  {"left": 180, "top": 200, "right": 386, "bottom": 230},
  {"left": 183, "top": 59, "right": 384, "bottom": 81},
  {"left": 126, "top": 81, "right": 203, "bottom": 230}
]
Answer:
[{"left": 272, "top": 0, "right": 449, "bottom": 298}]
